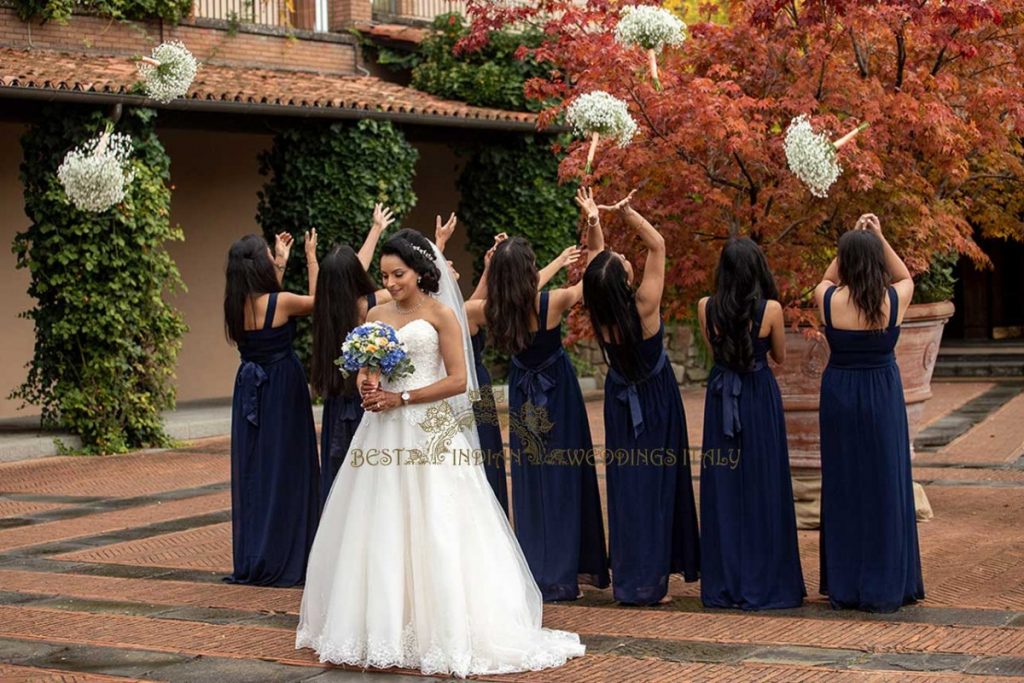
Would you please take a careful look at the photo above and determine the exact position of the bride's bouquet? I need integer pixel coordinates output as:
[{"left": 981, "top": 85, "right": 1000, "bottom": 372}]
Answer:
[{"left": 337, "top": 322, "right": 416, "bottom": 387}]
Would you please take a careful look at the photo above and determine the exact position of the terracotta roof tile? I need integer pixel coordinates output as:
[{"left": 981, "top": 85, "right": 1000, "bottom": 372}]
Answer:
[{"left": 0, "top": 47, "right": 542, "bottom": 130}]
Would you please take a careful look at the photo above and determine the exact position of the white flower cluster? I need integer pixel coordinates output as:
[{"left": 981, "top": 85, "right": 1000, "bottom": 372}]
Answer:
[
  {"left": 566, "top": 91, "right": 638, "bottom": 147},
  {"left": 57, "top": 131, "right": 136, "bottom": 213},
  {"left": 137, "top": 41, "right": 198, "bottom": 104},
  {"left": 614, "top": 5, "right": 686, "bottom": 52},
  {"left": 784, "top": 115, "right": 841, "bottom": 199}
]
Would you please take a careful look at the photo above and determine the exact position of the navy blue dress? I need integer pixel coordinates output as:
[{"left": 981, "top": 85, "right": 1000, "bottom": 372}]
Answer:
[
  {"left": 701, "top": 299, "right": 805, "bottom": 610},
  {"left": 228, "top": 292, "right": 320, "bottom": 587},
  {"left": 604, "top": 321, "right": 700, "bottom": 604},
  {"left": 507, "top": 291, "right": 610, "bottom": 601},
  {"left": 819, "top": 286, "right": 924, "bottom": 612},
  {"left": 471, "top": 330, "right": 509, "bottom": 517},
  {"left": 319, "top": 292, "right": 376, "bottom": 510}
]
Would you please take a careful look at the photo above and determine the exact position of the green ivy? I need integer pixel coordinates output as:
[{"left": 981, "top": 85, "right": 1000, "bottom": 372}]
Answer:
[
  {"left": 409, "top": 13, "right": 550, "bottom": 112},
  {"left": 457, "top": 135, "right": 578, "bottom": 280},
  {"left": 913, "top": 251, "right": 959, "bottom": 304},
  {"left": 13, "top": 105, "right": 187, "bottom": 454},
  {"left": 256, "top": 119, "right": 419, "bottom": 363},
  {"left": 458, "top": 136, "right": 579, "bottom": 380},
  {"left": 15, "top": 0, "right": 193, "bottom": 24}
]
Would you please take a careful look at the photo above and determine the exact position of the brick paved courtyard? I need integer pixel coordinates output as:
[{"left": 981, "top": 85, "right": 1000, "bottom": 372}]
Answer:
[{"left": 0, "top": 381, "right": 1023, "bottom": 681}]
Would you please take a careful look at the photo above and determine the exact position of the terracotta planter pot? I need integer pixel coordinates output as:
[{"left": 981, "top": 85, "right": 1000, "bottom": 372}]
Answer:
[{"left": 773, "top": 301, "right": 955, "bottom": 528}]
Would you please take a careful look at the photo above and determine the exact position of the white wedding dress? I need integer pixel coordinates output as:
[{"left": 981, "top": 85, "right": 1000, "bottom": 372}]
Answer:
[{"left": 296, "top": 317, "right": 585, "bottom": 678}]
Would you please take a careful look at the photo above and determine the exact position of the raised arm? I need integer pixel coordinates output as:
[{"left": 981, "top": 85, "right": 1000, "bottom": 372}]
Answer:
[
  {"left": 575, "top": 186, "right": 604, "bottom": 261},
  {"left": 614, "top": 195, "right": 664, "bottom": 315},
  {"left": 357, "top": 203, "right": 395, "bottom": 271},
  {"left": 537, "top": 245, "right": 583, "bottom": 289},
  {"left": 272, "top": 232, "right": 293, "bottom": 287},
  {"left": 435, "top": 213, "right": 457, "bottom": 254},
  {"left": 469, "top": 233, "right": 506, "bottom": 301},
  {"left": 277, "top": 228, "right": 318, "bottom": 318},
  {"left": 865, "top": 213, "right": 913, "bottom": 315}
]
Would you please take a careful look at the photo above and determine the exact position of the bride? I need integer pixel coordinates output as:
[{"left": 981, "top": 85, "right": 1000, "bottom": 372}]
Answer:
[{"left": 296, "top": 228, "right": 585, "bottom": 677}]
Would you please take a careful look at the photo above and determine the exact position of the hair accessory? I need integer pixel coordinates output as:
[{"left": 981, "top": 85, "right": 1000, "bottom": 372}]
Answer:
[{"left": 407, "top": 242, "right": 433, "bottom": 261}]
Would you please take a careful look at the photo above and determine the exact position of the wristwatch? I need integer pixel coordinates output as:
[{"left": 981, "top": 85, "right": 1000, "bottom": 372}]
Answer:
[{"left": 401, "top": 391, "right": 411, "bottom": 405}]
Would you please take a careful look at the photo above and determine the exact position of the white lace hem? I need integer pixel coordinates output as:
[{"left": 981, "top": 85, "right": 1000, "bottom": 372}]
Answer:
[{"left": 295, "top": 623, "right": 585, "bottom": 678}]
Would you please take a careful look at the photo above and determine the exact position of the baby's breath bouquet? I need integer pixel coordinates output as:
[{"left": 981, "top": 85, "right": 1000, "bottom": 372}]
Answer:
[
  {"left": 337, "top": 321, "right": 416, "bottom": 388},
  {"left": 566, "top": 91, "right": 638, "bottom": 174},
  {"left": 57, "top": 123, "right": 135, "bottom": 213},
  {"left": 136, "top": 41, "right": 199, "bottom": 104},
  {"left": 784, "top": 115, "right": 869, "bottom": 198},
  {"left": 614, "top": 5, "right": 686, "bottom": 90}
]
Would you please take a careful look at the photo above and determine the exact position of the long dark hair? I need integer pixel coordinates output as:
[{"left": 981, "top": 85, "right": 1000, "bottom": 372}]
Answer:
[
  {"left": 583, "top": 251, "right": 646, "bottom": 382},
  {"left": 224, "top": 234, "right": 281, "bottom": 345},
  {"left": 837, "top": 229, "right": 888, "bottom": 329},
  {"left": 706, "top": 237, "right": 779, "bottom": 372},
  {"left": 486, "top": 237, "right": 539, "bottom": 355},
  {"left": 311, "top": 245, "right": 378, "bottom": 398},
  {"left": 380, "top": 229, "right": 441, "bottom": 294}
]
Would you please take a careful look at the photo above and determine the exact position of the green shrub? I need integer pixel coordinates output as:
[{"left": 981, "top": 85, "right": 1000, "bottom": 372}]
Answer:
[
  {"left": 255, "top": 119, "right": 419, "bottom": 363},
  {"left": 13, "top": 105, "right": 187, "bottom": 453}
]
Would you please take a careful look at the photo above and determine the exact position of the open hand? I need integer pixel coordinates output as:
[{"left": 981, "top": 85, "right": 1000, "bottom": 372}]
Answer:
[
  {"left": 574, "top": 186, "right": 599, "bottom": 222},
  {"left": 435, "top": 213, "right": 457, "bottom": 250},
  {"left": 856, "top": 213, "right": 882, "bottom": 236},
  {"left": 274, "top": 232, "right": 294, "bottom": 264},
  {"left": 554, "top": 245, "right": 583, "bottom": 271},
  {"left": 304, "top": 228, "right": 318, "bottom": 260},
  {"left": 598, "top": 188, "right": 638, "bottom": 212},
  {"left": 372, "top": 203, "right": 396, "bottom": 233}
]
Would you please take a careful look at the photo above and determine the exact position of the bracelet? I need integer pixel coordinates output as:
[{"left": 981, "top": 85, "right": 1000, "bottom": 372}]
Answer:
[{"left": 275, "top": 263, "right": 285, "bottom": 272}]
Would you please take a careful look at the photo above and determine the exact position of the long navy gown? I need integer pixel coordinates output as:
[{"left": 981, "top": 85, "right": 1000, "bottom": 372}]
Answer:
[
  {"left": 701, "top": 299, "right": 805, "bottom": 610},
  {"left": 228, "top": 292, "right": 320, "bottom": 587},
  {"left": 604, "top": 321, "right": 700, "bottom": 604},
  {"left": 819, "top": 286, "right": 924, "bottom": 612},
  {"left": 319, "top": 292, "right": 375, "bottom": 510},
  {"left": 471, "top": 330, "right": 509, "bottom": 517},
  {"left": 507, "top": 291, "right": 610, "bottom": 601}
]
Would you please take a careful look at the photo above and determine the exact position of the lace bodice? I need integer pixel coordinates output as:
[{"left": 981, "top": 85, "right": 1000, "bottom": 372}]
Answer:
[{"left": 382, "top": 319, "right": 446, "bottom": 394}]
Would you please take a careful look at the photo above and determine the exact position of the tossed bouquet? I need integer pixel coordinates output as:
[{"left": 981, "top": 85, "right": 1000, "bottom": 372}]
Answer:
[
  {"left": 614, "top": 5, "right": 686, "bottom": 91},
  {"left": 57, "top": 122, "right": 135, "bottom": 213},
  {"left": 566, "top": 91, "right": 638, "bottom": 174},
  {"left": 336, "top": 322, "right": 416, "bottom": 386},
  {"left": 784, "top": 115, "right": 869, "bottom": 198}
]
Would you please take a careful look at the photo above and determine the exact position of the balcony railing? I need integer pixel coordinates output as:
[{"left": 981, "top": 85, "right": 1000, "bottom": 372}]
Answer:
[
  {"left": 372, "top": 0, "right": 468, "bottom": 23},
  {"left": 193, "top": 0, "right": 298, "bottom": 29}
]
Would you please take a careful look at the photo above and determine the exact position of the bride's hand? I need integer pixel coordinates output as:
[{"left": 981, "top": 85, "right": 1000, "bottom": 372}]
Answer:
[{"left": 362, "top": 389, "right": 399, "bottom": 412}]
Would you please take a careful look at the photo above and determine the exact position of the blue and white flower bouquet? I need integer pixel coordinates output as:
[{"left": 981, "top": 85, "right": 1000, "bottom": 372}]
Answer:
[{"left": 336, "top": 322, "right": 416, "bottom": 385}]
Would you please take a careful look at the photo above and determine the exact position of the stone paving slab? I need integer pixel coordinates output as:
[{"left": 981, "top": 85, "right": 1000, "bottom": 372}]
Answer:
[
  {"left": 0, "top": 452, "right": 228, "bottom": 497},
  {"left": 920, "top": 382, "right": 996, "bottom": 427},
  {"left": 0, "top": 662, "right": 144, "bottom": 681},
  {"left": 56, "top": 521, "right": 233, "bottom": 572},
  {"left": 0, "top": 499, "right": 66, "bottom": 521},
  {"left": 4, "top": 605, "right": 1024, "bottom": 682},
  {"left": 1, "top": 380, "right": 1023, "bottom": 681},
  {"left": 938, "top": 392, "right": 1024, "bottom": 463},
  {"left": 0, "top": 492, "right": 229, "bottom": 553}
]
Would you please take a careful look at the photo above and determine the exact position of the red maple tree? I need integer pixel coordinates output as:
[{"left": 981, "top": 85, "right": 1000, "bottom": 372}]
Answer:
[{"left": 462, "top": 0, "right": 1024, "bottom": 322}]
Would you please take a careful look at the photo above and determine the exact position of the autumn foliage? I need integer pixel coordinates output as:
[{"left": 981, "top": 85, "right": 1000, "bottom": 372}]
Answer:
[{"left": 462, "top": 0, "right": 1024, "bottom": 319}]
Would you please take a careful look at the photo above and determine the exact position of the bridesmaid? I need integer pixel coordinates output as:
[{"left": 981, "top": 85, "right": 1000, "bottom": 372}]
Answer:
[
  {"left": 224, "top": 229, "right": 320, "bottom": 587},
  {"left": 466, "top": 235, "right": 583, "bottom": 517},
  {"left": 311, "top": 204, "right": 396, "bottom": 510},
  {"left": 698, "top": 237, "right": 805, "bottom": 610},
  {"left": 814, "top": 213, "right": 924, "bottom": 612},
  {"left": 581, "top": 188, "right": 700, "bottom": 605},
  {"left": 483, "top": 215, "right": 610, "bottom": 602}
]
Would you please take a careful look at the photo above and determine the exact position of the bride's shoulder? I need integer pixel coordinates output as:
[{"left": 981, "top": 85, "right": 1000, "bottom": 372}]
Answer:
[{"left": 422, "top": 298, "right": 460, "bottom": 329}]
